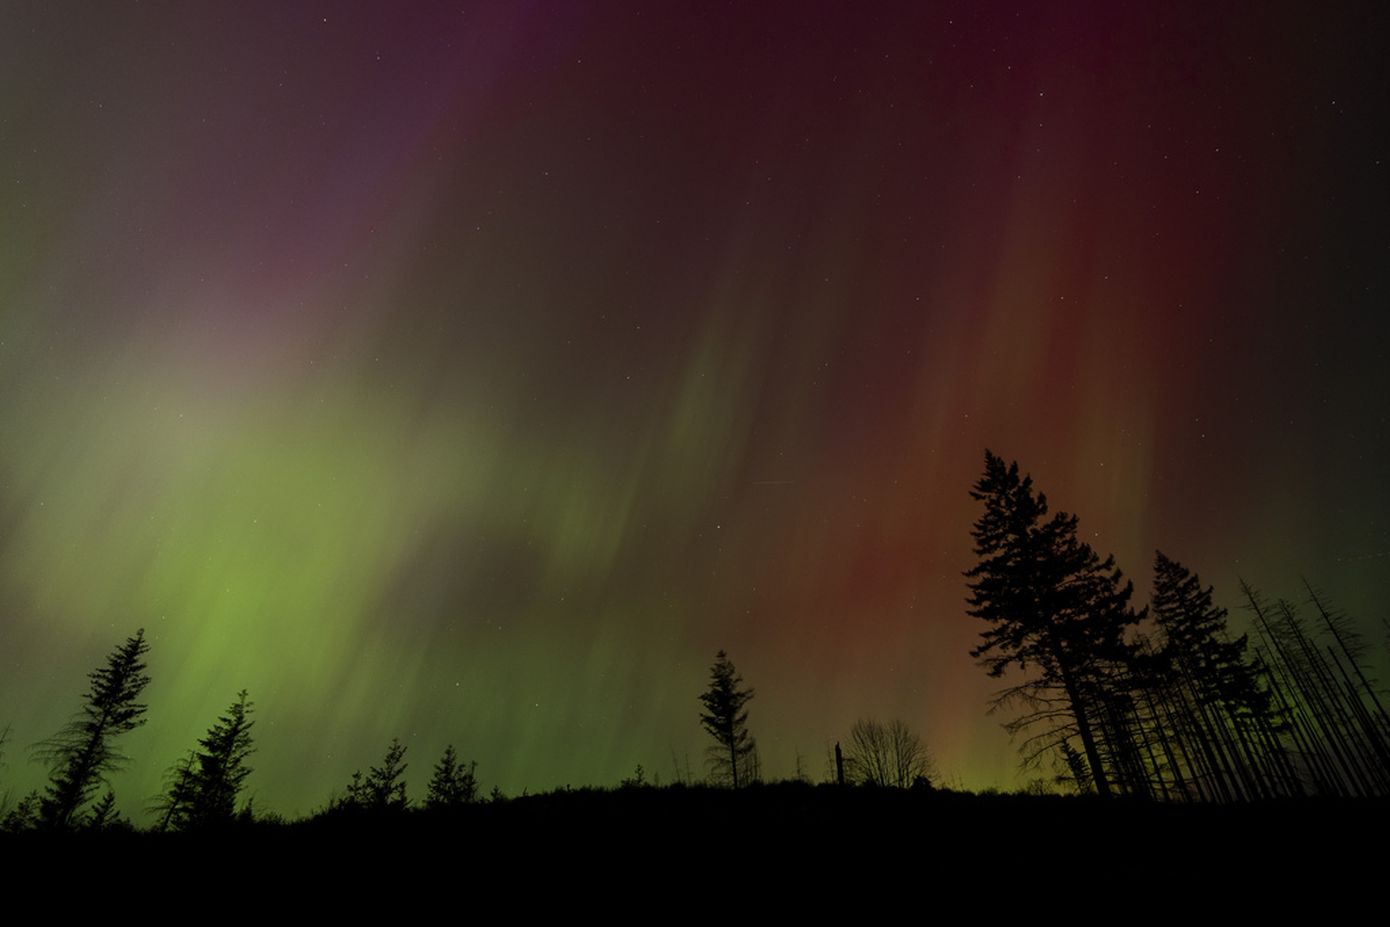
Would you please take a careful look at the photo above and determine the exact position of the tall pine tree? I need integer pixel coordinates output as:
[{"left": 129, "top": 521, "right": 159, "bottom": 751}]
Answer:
[
  {"left": 1151, "top": 553, "right": 1282, "bottom": 801},
  {"left": 157, "top": 690, "right": 255, "bottom": 830},
  {"left": 37, "top": 629, "right": 152, "bottom": 829},
  {"left": 699, "top": 651, "right": 756, "bottom": 788},
  {"left": 964, "top": 451, "right": 1143, "bottom": 797}
]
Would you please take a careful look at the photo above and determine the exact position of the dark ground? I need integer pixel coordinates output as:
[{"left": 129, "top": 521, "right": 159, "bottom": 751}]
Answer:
[{"left": 5, "top": 783, "right": 1383, "bottom": 892}]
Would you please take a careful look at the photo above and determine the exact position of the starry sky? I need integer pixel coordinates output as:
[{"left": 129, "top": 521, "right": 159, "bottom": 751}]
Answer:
[{"left": 1, "top": 1, "right": 1387, "bottom": 818}]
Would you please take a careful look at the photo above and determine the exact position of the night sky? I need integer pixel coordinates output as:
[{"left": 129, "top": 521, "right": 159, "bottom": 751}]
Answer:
[{"left": 1, "top": 1, "right": 1387, "bottom": 819}]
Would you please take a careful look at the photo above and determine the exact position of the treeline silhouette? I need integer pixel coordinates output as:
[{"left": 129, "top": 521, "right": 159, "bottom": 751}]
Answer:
[
  {"left": 1, "top": 448, "right": 1387, "bottom": 836},
  {"left": 965, "top": 449, "right": 1390, "bottom": 800}
]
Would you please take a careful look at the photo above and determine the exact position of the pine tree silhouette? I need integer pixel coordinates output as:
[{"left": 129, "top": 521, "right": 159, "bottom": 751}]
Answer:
[
  {"left": 699, "top": 650, "right": 756, "bottom": 788},
  {"left": 425, "top": 744, "right": 478, "bottom": 810},
  {"left": 964, "top": 451, "right": 1143, "bottom": 796},
  {"left": 157, "top": 690, "right": 256, "bottom": 829},
  {"left": 341, "top": 738, "right": 410, "bottom": 811},
  {"left": 37, "top": 629, "right": 152, "bottom": 829}
]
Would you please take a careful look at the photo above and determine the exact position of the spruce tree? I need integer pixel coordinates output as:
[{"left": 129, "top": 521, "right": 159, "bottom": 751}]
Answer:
[
  {"left": 964, "top": 451, "right": 1143, "bottom": 797},
  {"left": 154, "top": 752, "right": 198, "bottom": 830},
  {"left": 85, "top": 791, "right": 121, "bottom": 830},
  {"left": 1153, "top": 552, "right": 1252, "bottom": 701},
  {"left": 37, "top": 629, "right": 152, "bottom": 829},
  {"left": 1, "top": 790, "right": 41, "bottom": 833},
  {"left": 158, "top": 690, "right": 255, "bottom": 829},
  {"left": 699, "top": 650, "right": 756, "bottom": 788},
  {"left": 1155, "top": 553, "right": 1294, "bottom": 799},
  {"left": 191, "top": 690, "right": 255, "bottom": 823},
  {"left": 342, "top": 738, "right": 409, "bottom": 811},
  {"left": 425, "top": 744, "right": 478, "bottom": 810}
]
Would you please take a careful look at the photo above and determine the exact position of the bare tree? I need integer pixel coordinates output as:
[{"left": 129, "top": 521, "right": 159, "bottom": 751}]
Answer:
[{"left": 844, "top": 718, "right": 936, "bottom": 788}]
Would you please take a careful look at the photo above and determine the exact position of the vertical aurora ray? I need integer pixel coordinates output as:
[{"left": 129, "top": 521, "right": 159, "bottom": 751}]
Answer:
[{"left": 0, "top": 2, "right": 1385, "bottom": 815}]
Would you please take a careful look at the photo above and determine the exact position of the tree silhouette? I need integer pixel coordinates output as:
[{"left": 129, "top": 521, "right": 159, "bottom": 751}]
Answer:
[
  {"left": 157, "top": 690, "right": 255, "bottom": 829},
  {"left": 343, "top": 738, "right": 410, "bottom": 811},
  {"left": 1, "top": 790, "right": 40, "bottom": 833},
  {"left": 36, "top": 629, "right": 152, "bottom": 829},
  {"left": 844, "top": 718, "right": 936, "bottom": 788},
  {"left": 1242, "top": 581, "right": 1390, "bottom": 797},
  {"left": 1154, "top": 554, "right": 1253, "bottom": 702},
  {"left": 425, "top": 744, "right": 478, "bottom": 810},
  {"left": 85, "top": 790, "right": 124, "bottom": 830},
  {"left": 699, "top": 650, "right": 756, "bottom": 788},
  {"left": 155, "top": 752, "right": 199, "bottom": 830},
  {"left": 1146, "top": 553, "right": 1281, "bottom": 800},
  {"left": 963, "top": 451, "right": 1143, "bottom": 797}
]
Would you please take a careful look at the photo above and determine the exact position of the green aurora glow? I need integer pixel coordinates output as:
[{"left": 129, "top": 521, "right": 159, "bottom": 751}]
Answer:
[{"left": 1, "top": 3, "right": 1387, "bottom": 818}]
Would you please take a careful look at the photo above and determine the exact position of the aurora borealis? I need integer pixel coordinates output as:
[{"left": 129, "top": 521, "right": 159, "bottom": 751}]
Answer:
[{"left": 1, "top": 1, "right": 1387, "bottom": 818}]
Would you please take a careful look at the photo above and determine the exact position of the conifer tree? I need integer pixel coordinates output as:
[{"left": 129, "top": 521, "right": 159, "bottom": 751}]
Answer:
[
  {"left": 191, "top": 690, "right": 255, "bottom": 822},
  {"left": 37, "top": 629, "right": 152, "bottom": 829},
  {"left": 964, "top": 451, "right": 1143, "bottom": 797},
  {"left": 425, "top": 744, "right": 478, "bottom": 810},
  {"left": 85, "top": 791, "right": 120, "bottom": 830},
  {"left": 699, "top": 650, "right": 756, "bottom": 788},
  {"left": 342, "top": 738, "right": 410, "bottom": 811},
  {"left": 1153, "top": 553, "right": 1254, "bottom": 702},
  {"left": 1, "top": 790, "right": 40, "bottom": 833},
  {"left": 158, "top": 690, "right": 256, "bottom": 829},
  {"left": 154, "top": 752, "right": 198, "bottom": 830}
]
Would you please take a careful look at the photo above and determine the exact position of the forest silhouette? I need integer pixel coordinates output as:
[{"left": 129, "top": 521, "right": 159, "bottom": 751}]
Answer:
[{"left": 2, "top": 450, "right": 1387, "bottom": 845}]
